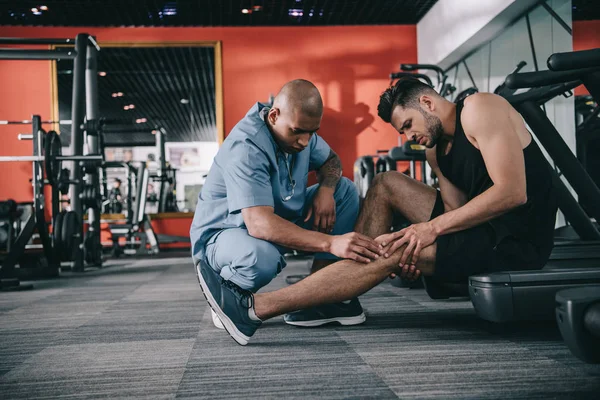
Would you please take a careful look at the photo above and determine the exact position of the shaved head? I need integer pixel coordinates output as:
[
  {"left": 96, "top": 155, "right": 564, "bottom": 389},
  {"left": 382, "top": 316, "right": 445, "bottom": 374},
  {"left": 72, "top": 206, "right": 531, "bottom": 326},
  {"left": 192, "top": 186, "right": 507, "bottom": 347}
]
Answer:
[
  {"left": 273, "top": 79, "right": 323, "bottom": 119},
  {"left": 265, "top": 79, "right": 323, "bottom": 154}
]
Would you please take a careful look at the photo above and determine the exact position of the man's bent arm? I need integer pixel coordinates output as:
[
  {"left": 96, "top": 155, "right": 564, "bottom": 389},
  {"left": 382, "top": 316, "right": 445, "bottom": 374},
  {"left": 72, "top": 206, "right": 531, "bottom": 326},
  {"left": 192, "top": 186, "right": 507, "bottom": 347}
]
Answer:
[
  {"left": 316, "top": 150, "right": 342, "bottom": 191},
  {"left": 242, "top": 206, "right": 332, "bottom": 252},
  {"left": 430, "top": 94, "right": 527, "bottom": 235},
  {"left": 426, "top": 148, "right": 468, "bottom": 212}
]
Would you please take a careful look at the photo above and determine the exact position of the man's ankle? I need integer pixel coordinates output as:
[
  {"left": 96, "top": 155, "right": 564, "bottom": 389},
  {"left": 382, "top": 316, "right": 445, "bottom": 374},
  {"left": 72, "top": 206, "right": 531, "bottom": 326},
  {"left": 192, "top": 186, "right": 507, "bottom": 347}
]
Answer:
[{"left": 252, "top": 294, "right": 267, "bottom": 321}]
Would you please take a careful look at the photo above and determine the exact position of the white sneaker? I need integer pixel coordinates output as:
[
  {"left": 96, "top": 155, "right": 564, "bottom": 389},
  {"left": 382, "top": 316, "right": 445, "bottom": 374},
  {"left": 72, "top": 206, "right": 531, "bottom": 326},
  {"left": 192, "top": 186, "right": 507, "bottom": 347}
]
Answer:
[{"left": 211, "top": 309, "right": 225, "bottom": 330}]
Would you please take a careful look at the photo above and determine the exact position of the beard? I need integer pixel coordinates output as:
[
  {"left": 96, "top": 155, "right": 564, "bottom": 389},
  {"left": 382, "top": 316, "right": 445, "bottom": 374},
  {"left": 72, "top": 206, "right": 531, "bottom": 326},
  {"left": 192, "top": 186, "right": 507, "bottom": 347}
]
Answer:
[{"left": 423, "top": 112, "right": 445, "bottom": 148}]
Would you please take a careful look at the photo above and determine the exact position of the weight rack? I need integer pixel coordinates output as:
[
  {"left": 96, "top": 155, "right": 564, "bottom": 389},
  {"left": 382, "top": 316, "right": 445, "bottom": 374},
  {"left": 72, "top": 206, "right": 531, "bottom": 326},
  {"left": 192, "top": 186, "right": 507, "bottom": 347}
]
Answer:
[{"left": 0, "top": 34, "right": 104, "bottom": 283}]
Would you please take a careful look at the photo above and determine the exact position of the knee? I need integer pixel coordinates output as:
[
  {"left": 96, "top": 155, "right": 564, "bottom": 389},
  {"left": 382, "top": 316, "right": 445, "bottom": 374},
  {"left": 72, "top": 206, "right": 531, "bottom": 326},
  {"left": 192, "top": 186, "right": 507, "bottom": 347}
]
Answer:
[
  {"left": 369, "top": 171, "right": 403, "bottom": 197},
  {"left": 368, "top": 171, "right": 391, "bottom": 197},
  {"left": 239, "top": 241, "right": 285, "bottom": 291}
]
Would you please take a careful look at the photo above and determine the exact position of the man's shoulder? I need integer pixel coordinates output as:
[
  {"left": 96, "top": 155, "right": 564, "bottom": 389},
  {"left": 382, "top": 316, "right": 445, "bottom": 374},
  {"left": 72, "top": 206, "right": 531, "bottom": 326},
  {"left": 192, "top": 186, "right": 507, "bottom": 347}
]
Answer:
[
  {"left": 462, "top": 92, "right": 506, "bottom": 112},
  {"left": 461, "top": 93, "right": 510, "bottom": 133}
]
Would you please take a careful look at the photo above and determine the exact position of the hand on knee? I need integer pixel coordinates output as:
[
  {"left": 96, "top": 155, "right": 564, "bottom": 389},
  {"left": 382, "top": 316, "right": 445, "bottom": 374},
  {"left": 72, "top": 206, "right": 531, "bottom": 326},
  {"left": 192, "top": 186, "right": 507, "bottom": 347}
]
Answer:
[
  {"left": 389, "top": 264, "right": 421, "bottom": 281},
  {"left": 380, "top": 243, "right": 423, "bottom": 281}
]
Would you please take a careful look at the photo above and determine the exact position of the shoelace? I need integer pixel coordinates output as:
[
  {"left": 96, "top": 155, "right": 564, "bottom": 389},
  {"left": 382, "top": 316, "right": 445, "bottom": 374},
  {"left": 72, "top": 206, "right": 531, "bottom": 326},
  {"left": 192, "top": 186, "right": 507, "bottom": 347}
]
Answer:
[{"left": 222, "top": 279, "right": 254, "bottom": 309}]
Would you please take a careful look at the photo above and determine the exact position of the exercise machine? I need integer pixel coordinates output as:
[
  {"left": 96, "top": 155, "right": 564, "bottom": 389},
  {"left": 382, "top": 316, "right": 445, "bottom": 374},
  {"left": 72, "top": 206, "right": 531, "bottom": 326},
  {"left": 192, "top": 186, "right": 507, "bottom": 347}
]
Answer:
[{"left": 469, "top": 48, "right": 600, "bottom": 322}]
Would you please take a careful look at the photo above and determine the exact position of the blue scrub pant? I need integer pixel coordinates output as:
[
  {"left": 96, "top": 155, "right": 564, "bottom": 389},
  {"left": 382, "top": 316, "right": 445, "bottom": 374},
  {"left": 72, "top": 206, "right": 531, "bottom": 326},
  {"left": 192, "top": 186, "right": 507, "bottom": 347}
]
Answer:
[{"left": 203, "top": 177, "right": 359, "bottom": 292}]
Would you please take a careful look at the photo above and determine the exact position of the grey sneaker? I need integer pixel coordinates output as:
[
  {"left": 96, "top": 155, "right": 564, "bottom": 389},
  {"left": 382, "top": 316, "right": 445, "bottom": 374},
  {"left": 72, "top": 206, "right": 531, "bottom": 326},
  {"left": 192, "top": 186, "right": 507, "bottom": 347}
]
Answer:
[
  {"left": 284, "top": 298, "right": 366, "bottom": 327},
  {"left": 195, "top": 261, "right": 261, "bottom": 345}
]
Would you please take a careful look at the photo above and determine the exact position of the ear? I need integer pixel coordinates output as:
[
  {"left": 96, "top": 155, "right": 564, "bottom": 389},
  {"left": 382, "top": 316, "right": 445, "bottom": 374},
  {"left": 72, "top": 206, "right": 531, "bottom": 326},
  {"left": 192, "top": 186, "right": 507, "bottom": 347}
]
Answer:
[
  {"left": 268, "top": 107, "right": 280, "bottom": 125},
  {"left": 419, "top": 95, "right": 435, "bottom": 112}
]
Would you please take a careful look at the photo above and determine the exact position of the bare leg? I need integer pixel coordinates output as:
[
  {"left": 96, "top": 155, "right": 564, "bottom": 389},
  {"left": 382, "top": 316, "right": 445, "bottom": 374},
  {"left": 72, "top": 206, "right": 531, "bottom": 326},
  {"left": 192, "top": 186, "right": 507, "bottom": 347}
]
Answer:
[
  {"left": 255, "top": 243, "right": 436, "bottom": 320},
  {"left": 310, "top": 259, "right": 335, "bottom": 273},
  {"left": 355, "top": 171, "right": 439, "bottom": 238}
]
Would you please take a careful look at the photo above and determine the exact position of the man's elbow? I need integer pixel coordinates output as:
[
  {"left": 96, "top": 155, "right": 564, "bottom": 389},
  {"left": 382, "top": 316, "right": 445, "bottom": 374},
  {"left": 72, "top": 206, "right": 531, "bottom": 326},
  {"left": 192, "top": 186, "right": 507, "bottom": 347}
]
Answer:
[
  {"left": 509, "top": 189, "right": 527, "bottom": 208},
  {"left": 244, "top": 213, "right": 272, "bottom": 240},
  {"left": 495, "top": 185, "right": 527, "bottom": 209}
]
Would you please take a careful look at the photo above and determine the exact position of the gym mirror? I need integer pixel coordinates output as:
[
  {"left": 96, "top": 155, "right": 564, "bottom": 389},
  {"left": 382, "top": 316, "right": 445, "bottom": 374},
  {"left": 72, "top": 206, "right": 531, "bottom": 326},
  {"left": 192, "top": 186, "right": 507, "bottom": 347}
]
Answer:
[{"left": 52, "top": 41, "right": 223, "bottom": 214}]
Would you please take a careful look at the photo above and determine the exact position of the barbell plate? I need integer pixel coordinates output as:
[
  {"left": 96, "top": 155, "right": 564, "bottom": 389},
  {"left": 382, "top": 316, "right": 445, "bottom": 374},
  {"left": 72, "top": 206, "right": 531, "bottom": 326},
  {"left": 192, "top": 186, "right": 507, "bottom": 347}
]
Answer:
[
  {"left": 53, "top": 211, "right": 64, "bottom": 257},
  {"left": 44, "top": 131, "right": 62, "bottom": 186},
  {"left": 61, "top": 211, "right": 80, "bottom": 262}
]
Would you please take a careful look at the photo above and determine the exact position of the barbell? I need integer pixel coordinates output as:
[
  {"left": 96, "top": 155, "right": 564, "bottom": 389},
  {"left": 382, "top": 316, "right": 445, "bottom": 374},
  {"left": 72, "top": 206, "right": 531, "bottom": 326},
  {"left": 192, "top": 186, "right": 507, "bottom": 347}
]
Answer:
[{"left": 0, "top": 131, "right": 102, "bottom": 185}]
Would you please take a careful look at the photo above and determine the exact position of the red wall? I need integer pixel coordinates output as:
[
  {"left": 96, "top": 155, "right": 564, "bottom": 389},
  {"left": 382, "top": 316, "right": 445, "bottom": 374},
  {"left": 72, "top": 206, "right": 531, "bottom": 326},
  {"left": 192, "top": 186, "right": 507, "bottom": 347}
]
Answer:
[
  {"left": 572, "top": 20, "right": 600, "bottom": 96},
  {"left": 0, "top": 25, "right": 417, "bottom": 202}
]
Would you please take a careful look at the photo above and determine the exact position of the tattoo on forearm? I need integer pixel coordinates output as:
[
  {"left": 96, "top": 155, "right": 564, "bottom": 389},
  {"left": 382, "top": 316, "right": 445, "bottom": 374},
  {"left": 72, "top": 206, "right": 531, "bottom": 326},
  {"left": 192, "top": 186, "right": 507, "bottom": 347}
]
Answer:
[{"left": 318, "top": 150, "right": 342, "bottom": 188}]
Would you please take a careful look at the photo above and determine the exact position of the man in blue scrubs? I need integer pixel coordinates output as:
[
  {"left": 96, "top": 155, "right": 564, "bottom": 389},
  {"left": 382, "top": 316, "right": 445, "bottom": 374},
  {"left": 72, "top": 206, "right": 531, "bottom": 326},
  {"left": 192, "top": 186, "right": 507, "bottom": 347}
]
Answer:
[{"left": 191, "top": 79, "right": 381, "bottom": 340}]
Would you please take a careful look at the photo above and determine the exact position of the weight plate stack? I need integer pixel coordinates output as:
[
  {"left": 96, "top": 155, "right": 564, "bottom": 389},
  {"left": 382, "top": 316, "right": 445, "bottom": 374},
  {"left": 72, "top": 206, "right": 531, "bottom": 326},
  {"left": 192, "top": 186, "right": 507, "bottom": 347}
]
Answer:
[
  {"left": 84, "top": 232, "right": 103, "bottom": 266},
  {"left": 82, "top": 185, "right": 102, "bottom": 210},
  {"left": 57, "top": 168, "right": 71, "bottom": 195}
]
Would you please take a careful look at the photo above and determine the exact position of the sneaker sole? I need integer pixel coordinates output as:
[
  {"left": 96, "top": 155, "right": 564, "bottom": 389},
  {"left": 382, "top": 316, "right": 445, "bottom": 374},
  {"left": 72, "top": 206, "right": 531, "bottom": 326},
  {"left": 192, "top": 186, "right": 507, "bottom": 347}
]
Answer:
[
  {"left": 195, "top": 263, "right": 250, "bottom": 346},
  {"left": 211, "top": 309, "right": 225, "bottom": 330},
  {"left": 285, "top": 313, "right": 366, "bottom": 327}
]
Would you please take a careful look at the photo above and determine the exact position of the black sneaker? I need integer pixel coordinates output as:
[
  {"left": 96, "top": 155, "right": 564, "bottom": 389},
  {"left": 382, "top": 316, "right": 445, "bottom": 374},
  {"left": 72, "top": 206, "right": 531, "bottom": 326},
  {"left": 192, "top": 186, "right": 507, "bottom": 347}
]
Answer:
[
  {"left": 195, "top": 261, "right": 261, "bottom": 345},
  {"left": 284, "top": 298, "right": 366, "bottom": 327}
]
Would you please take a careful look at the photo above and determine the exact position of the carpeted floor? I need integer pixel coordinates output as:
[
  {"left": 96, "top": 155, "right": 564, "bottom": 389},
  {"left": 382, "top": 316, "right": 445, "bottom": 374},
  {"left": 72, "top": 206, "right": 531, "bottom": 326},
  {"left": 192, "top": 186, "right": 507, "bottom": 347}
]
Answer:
[{"left": 1, "top": 255, "right": 598, "bottom": 399}]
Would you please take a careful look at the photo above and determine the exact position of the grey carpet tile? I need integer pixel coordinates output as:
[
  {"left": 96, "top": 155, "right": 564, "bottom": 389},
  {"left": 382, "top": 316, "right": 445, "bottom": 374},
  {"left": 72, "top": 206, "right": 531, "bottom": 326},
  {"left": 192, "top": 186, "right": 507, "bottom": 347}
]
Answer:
[
  {"left": 0, "top": 301, "right": 118, "bottom": 330},
  {"left": 1, "top": 256, "right": 599, "bottom": 399},
  {"left": 177, "top": 327, "right": 398, "bottom": 399},
  {"left": 37, "top": 285, "right": 145, "bottom": 304},
  {"left": 0, "top": 288, "right": 65, "bottom": 313},
  {"left": 0, "top": 328, "right": 73, "bottom": 377},
  {"left": 0, "top": 339, "right": 194, "bottom": 399},
  {"left": 54, "top": 300, "right": 203, "bottom": 345}
]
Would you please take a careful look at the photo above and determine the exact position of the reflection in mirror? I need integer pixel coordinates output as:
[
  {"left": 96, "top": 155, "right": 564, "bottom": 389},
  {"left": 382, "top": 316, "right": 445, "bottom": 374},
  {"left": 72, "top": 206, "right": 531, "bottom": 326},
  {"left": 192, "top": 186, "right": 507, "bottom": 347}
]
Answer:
[{"left": 53, "top": 43, "right": 223, "bottom": 214}]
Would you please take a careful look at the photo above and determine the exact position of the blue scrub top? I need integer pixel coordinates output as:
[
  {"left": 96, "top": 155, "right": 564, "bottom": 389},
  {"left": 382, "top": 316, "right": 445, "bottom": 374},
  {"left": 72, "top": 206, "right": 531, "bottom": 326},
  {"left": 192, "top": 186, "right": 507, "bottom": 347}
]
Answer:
[{"left": 190, "top": 102, "right": 331, "bottom": 263}]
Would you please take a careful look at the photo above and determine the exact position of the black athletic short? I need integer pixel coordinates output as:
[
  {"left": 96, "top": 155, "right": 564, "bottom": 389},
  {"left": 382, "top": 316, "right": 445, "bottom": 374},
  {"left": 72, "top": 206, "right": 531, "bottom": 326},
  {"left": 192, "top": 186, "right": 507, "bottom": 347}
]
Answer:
[{"left": 430, "top": 191, "right": 546, "bottom": 282}]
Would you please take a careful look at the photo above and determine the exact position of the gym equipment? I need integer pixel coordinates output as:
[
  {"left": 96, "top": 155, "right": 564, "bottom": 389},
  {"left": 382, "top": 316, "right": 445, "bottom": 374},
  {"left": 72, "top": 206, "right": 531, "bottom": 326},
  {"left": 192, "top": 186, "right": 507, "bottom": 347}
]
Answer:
[
  {"left": 469, "top": 48, "right": 600, "bottom": 322},
  {"left": 453, "top": 87, "right": 478, "bottom": 103},
  {"left": 388, "top": 141, "right": 428, "bottom": 184},
  {"left": 0, "top": 200, "right": 16, "bottom": 219},
  {"left": 0, "top": 117, "right": 59, "bottom": 285},
  {"left": 555, "top": 286, "right": 600, "bottom": 364},
  {"left": 389, "top": 72, "right": 433, "bottom": 87},
  {"left": 494, "top": 61, "right": 527, "bottom": 96},
  {"left": 547, "top": 48, "right": 600, "bottom": 72},
  {"left": 353, "top": 156, "right": 375, "bottom": 199},
  {"left": 375, "top": 151, "right": 397, "bottom": 174},
  {"left": 470, "top": 269, "right": 600, "bottom": 321},
  {"left": 452, "top": 61, "right": 528, "bottom": 104},
  {"left": 0, "top": 130, "right": 103, "bottom": 184},
  {"left": 81, "top": 184, "right": 102, "bottom": 210},
  {"left": 57, "top": 168, "right": 71, "bottom": 194},
  {"left": 575, "top": 95, "right": 600, "bottom": 204},
  {"left": 0, "top": 200, "right": 17, "bottom": 252},
  {"left": 52, "top": 211, "right": 80, "bottom": 261},
  {"left": 108, "top": 163, "right": 159, "bottom": 257},
  {"left": 1, "top": 33, "right": 105, "bottom": 276},
  {"left": 399, "top": 63, "right": 456, "bottom": 98}
]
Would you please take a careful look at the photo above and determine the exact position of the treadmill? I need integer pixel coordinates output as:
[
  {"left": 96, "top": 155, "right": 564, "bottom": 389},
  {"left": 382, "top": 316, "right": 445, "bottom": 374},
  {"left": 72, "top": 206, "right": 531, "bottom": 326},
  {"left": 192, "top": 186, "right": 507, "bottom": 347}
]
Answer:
[{"left": 469, "top": 48, "right": 600, "bottom": 322}]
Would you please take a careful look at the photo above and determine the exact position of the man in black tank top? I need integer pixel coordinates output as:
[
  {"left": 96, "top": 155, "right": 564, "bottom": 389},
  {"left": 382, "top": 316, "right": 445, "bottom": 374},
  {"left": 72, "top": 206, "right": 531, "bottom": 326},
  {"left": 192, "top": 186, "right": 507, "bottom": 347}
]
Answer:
[
  {"left": 362, "top": 76, "right": 558, "bottom": 282},
  {"left": 194, "top": 77, "right": 558, "bottom": 344}
]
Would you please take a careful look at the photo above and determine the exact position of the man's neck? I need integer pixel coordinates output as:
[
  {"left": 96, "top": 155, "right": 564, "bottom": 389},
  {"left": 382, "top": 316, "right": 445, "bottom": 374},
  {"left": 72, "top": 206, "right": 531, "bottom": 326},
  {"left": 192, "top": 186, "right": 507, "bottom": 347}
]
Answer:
[{"left": 441, "top": 102, "right": 457, "bottom": 141}]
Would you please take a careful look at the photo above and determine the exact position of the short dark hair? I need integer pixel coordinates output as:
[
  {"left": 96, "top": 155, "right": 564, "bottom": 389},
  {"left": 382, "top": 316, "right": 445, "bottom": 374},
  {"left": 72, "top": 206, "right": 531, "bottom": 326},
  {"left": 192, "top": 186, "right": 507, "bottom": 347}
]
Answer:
[{"left": 378, "top": 77, "right": 437, "bottom": 123}]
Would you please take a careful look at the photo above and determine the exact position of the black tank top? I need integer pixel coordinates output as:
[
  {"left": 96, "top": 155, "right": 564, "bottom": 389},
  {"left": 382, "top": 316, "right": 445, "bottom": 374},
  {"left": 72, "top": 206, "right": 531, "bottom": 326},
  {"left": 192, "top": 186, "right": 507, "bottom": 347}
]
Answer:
[{"left": 436, "top": 100, "right": 557, "bottom": 261}]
